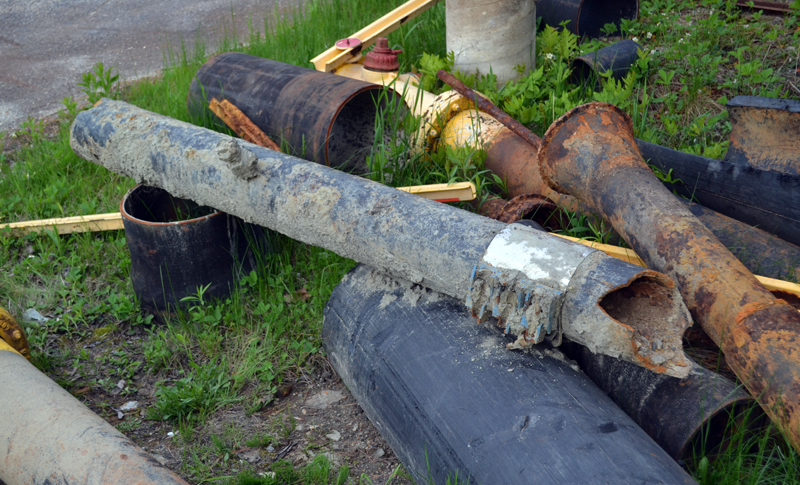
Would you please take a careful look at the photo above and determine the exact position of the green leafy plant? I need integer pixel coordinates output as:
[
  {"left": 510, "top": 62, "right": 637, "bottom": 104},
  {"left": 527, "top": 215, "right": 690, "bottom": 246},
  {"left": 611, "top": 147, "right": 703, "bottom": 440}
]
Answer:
[{"left": 78, "top": 62, "right": 120, "bottom": 104}]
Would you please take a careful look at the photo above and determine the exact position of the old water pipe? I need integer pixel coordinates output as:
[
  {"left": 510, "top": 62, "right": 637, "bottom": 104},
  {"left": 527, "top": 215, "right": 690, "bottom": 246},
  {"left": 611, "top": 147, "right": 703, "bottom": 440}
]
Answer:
[
  {"left": 71, "top": 99, "right": 694, "bottom": 377},
  {"left": 425, "top": 75, "right": 800, "bottom": 281},
  {"left": 537, "top": 102, "right": 800, "bottom": 453},
  {"left": 0, "top": 310, "right": 189, "bottom": 485}
]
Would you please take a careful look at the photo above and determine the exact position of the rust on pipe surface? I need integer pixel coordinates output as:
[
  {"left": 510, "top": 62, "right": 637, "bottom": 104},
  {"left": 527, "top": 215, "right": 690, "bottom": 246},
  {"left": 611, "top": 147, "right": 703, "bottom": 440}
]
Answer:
[
  {"left": 725, "top": 96, "right": 800, "bottom": 175},
  {"left": 209, "top": 98, "right": 282, "bottom": 151},
  {"left": 436, "top": 70, "right": 542, "bottom": 150},
  {"left": 478, "top": 194, "right": 558, "bottom": 224},
  {"left": 735, "top": 0, "right": 794, "bottom": 13},
  {"left": 537, "top": 102, "right": 800, "bottom": 452},
  {"left": 0, "top": 307, "right": 30, "bottom": 360}
]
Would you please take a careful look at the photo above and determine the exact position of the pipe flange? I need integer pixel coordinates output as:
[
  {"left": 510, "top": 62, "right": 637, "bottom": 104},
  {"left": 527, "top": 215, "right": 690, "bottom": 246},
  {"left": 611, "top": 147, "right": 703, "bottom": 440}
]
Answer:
[
  {"left": 415, "top": 89, "right": 503, "bottom": 154},
  {"left": 0, "top": 308, "right": 31, "bottom": 360}
]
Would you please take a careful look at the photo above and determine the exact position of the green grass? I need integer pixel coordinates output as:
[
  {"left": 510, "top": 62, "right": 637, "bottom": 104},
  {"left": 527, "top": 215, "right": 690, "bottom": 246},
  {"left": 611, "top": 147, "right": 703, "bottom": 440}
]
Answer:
[{"left": 1, "top": 0, "right": 800, "bottom": 482}]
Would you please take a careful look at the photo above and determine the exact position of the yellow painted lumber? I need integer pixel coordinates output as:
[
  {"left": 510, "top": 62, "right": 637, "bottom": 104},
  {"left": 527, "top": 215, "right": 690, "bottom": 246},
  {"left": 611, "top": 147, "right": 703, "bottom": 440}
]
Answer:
[{"left": 0, "top": 213, "right": 124, "bottom": 236}]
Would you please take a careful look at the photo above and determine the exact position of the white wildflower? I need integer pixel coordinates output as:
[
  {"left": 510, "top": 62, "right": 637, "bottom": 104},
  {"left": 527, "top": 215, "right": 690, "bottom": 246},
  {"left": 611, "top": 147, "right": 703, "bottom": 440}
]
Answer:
[
  {"left": 647, "top": 32, "right": 653, "bottom": 39},
  {"left": 545, "top": 53, "right": 555, "bottom": 60},
  {"left": 632, "top": 36, "right": 639, "bottom": 42},
  {"left": 650, "top": 49, "right": 656, "bottom": 55}
]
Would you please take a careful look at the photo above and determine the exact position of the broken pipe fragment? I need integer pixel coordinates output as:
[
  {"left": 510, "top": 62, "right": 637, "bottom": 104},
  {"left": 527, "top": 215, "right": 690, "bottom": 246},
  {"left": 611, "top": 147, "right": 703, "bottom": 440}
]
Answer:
[{"left": 70, "top": 99, "right": 692, "bottom": 377}]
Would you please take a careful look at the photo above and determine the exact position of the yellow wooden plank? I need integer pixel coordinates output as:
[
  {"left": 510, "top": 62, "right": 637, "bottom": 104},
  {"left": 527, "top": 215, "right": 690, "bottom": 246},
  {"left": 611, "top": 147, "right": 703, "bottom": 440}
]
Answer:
[
  {"left": 396, "top": 182, "right": 476, "bottom": 201},
  {"left": 0, "top": 213, "right": 124, "bottom": 236},
  {"left": 552, "top": 233, "right": 800, "bottom": 298},
  {"left": 310, "top": 0, "right": 441, "bottom": 72}
]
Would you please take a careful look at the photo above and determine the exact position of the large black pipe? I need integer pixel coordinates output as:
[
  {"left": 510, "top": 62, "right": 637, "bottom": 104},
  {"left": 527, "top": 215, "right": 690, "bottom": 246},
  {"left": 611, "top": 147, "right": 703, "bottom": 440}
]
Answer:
[
  {"left": 323, "top": 264, "right": 696, "bottom": 484},
  {"left": 637, "top": 139, "right": 800, "bottom": 247},
  {"left": 560, "top": 342, "right": 763, "bottom": 461},
  {"left": 188, "top": 52, "right": 402, "bottom": 173},
  {"left": 537, "top": 0, "right": 639, "bottom": 38}
]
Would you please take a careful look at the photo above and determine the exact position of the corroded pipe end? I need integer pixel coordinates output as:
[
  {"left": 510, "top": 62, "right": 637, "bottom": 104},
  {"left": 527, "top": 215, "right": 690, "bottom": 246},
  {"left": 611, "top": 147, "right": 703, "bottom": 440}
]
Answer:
[
  {"left": 538, "top": 102, "right": 646, "bottom": 201},
  {"left": 563, "top": 253, "right": 693, "bottom": 378},
  {"left": 0, "top": 308, "right": 30, "bottom": 360}
]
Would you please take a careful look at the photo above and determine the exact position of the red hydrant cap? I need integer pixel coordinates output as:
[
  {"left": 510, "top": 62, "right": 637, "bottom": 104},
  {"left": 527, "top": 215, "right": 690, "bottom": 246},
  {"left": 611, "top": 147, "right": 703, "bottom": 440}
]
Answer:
[{"left": 364, "top": 37, "right": 403, "bottom": 72}]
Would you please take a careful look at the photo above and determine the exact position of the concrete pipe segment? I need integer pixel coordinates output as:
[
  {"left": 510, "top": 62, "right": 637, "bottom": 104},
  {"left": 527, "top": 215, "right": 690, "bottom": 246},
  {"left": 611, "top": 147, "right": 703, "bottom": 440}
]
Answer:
[
  {"left": 0, "top": 312, "right": 188, "bottom": 485},
  {"left": 71, "top": 99, "right": 694, "bottom": 377},
  {"left": 446, "top": 0, "right": 536, "bottom": 84}
]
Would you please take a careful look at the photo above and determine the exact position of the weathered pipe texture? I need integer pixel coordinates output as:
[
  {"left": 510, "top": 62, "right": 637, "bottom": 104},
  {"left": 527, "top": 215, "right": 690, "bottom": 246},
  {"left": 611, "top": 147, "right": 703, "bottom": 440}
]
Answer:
[
  {"left": 0, "top": 346, "right": 189, "bottom": 485},
  {"left": 570, "top": 39, "right": 642, "bottom": 88},
  {"left": 560, "top": 341, "right": 763, "bottom": 460},
  {"left": 324, "top": 264, "right": 696, "bottom": 485},
  {"left": 725, "top": 95, "right": 800, "bottom": 175},
  {"left": 446, "top": 0, "right": 536, "bottom": 83},
  {"left": 70, "top": 99, "right": 693, "bottom": 376},
  {"left": 121, "top": 185, "right": 268, "bottom": 316},
  {"left": 485, "top": 125, "right": 800, "bottom": 280},
  {"left": 638, "top": 137, "right": 800, "bottom": 248},
  {"left": 187, "top": 52, "right": 402, "bottom": 172},
  {"left": 537, "top": 0, "right": 639, "bottom": 38},
  {"left": 538, "top": 102, "right": 800, "bottom": 453}
]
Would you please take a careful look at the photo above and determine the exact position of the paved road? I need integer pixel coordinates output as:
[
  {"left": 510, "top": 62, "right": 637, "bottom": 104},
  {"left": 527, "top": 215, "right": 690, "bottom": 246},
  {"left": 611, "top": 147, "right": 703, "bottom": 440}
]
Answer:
[{"left": 0, "top": 0, "right": 295, "bottom": 133}]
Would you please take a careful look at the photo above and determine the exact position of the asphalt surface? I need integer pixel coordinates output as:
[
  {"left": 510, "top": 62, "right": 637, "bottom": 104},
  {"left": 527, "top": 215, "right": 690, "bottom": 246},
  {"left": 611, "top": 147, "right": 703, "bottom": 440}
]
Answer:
[{"left": 0, "top": 0, "right": 295, "bottom": 133}]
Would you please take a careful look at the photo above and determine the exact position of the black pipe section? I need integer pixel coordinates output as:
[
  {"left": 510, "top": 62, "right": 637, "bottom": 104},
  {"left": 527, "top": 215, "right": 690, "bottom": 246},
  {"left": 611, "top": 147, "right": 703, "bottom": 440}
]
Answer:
[
  {"left": 570, "top": 39, "right": 642, "bottom": 88},
  {"left": 188, "top": 52, "right": 402, "bottom": 173},
  {"left": 636, "top": 138, "right": 800, "bottom": 247},
  {"left": 560, "top": 342, "right": 764, "bottom": 461},
  {"left": 120, "top": 185, "right": 270, "bottom": 316},
  {"left": 323, "top": 264, "right": 696, "bottom": 484},
  {"left": 537, "top": 0, "right": 639, "bottom": 38}
]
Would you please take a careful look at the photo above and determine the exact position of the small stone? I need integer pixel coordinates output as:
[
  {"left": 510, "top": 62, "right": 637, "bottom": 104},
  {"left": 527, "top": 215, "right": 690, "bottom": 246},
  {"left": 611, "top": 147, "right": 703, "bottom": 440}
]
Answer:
[
  {"left": 116, "top": 380, "right": 126, "bottom": 389},
  {"left": 326, "top": 430, "right": 341, "bottom": 441},
  {"left": 119, "top": 401, "right": 139, "bottom": 411},
  {"left": 266, "top": 445, "right": 275, "bottom": 453},
  {"left": 237, "top": 448, "right": 261, "bottom": 464},
  {"left": 372, "top": 448, "right": 385, "bottom": 458},
  {"left": 306, "top": 390, "right": 344, "bottom": 410},
  {"left": 352, "top": 424, "right": 358, "bottom": 432},
  {"left": 22, "top": 308, "right": 49, "bottom": 325}
]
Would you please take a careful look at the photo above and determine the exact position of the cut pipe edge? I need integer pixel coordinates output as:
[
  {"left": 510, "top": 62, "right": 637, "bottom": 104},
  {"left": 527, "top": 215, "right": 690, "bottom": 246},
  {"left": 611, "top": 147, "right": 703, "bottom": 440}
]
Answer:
[{"left": 70, "top": 99, "right": 693, "bottom": 377}]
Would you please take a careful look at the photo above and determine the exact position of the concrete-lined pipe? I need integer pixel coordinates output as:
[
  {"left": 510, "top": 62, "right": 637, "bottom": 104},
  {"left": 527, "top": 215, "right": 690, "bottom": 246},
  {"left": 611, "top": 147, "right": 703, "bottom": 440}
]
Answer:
[
  {"left": 446, "top": 0, "right": 536, "bottom": 84},
  {"left": 537, "top": 102, "right": 800, "bottom": 453},
  {"left": 71, "top": 99, "right": 694, "bottom": 377},
  {"left": 0, "top": 316, "right": 188, "bottom": 485}
]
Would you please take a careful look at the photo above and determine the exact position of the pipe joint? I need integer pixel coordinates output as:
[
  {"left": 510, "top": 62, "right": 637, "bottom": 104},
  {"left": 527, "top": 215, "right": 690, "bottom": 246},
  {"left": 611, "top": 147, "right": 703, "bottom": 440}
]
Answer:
[{"left": 0, "top": 308, "right": 30, "bottom": 360}]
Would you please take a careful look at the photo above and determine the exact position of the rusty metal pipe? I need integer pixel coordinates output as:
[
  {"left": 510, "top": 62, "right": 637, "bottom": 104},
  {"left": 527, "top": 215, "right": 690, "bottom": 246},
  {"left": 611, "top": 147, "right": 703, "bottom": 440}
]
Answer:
[
  {"left": 71, "top": 99, "right": 696, "bottom": 376},
  {"left": 0, "top": 315, "right": 188, "bottom": 485},
  {"left": 537, "top": 102, "right": 800, "bottom": 453},
  {"left": 431, "top": 74, "right": 800, "bottom": 281},
  {"left": 187, "top": 52, "right": 403, "bottom": 173}
]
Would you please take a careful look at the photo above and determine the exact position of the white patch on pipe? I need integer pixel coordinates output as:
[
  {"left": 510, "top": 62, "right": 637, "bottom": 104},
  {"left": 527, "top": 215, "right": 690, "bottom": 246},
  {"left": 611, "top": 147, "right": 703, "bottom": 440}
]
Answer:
[{"left": 482, "top": 225, "right": 593, "bottom": 289}]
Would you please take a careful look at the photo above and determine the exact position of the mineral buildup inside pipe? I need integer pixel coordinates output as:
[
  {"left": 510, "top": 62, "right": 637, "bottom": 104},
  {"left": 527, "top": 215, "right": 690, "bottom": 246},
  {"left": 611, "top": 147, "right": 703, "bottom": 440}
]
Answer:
[{"left": 71, "top": 99, "right": 693, "bottom": 377}]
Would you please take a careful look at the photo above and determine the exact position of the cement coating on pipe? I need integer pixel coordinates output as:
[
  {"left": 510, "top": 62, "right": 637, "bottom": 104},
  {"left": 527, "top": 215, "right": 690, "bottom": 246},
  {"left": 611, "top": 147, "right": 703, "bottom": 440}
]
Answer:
[
  {"left": 446, "top": 0, "right": 536, "bottom": 84},
  {"left": 70, "top": 99, "right": 693, "bottom": 376},
  {"left": 0, "top": 350, "right": 188, "bottom": 485}
]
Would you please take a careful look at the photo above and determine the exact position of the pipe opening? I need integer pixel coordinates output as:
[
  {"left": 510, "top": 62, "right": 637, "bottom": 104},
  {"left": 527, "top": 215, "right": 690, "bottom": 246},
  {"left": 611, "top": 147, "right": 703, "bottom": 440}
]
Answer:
[
  {"left": 327, "top": 89, "right": 401, "bottom": 172},
  {"left": 577, "top": 0, "right": 639, "bottom": 38},
  {"left": 600, "top": 274, "right": 691, "bottom": 374},
  {"left": 122, "top": 186, "right": 217, "bottom": 225},
  {"left": 683, "top": 402, "right": 767, "bottom": 463}
]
